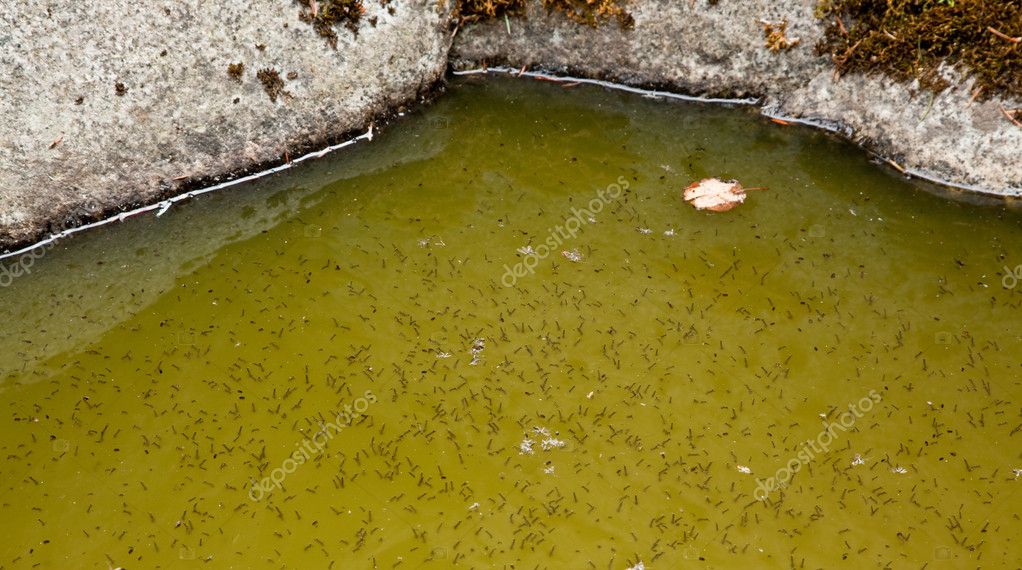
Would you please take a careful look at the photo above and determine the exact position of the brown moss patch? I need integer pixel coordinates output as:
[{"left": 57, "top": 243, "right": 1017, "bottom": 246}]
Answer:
[
  {"left": 817, "top": 0, "right": 1022, "bottom": 99},
  {"left": 294, "top": 0, "right": 631, "bottom": 46},
  {"left": 457, "top": 0, "right": 633, "bottom": 29},
  {"left": 295, "top": 0, "right": 365, "bottom": 48},
  {"left": 761, "top": 19, "right": 801, "bottom": 52},
  {"left": 227, "top": 62, "right": 245, "bottom": 81},
  {"left": 257, "top": 68, "right": 286, "bottom": 102}
]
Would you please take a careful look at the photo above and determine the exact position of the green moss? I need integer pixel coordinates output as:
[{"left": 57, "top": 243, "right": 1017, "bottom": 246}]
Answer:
[
  {"left": 457, "top": 0, "right": 633, "bottom": 29},
  {"left": 817, "top": 0, "right": 1022, "bottom": 99}
]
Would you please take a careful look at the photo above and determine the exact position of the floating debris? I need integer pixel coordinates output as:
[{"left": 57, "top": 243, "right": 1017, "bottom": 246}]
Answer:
[
  {"left": 417, "top": 235, "right": 446, "bottom": 248},
  {"left": 519, "top": 428, "right": 567, "bottom": 455},
  {"left": 683, "top": 178, "right": 763, "bottom": 212},
  {"left": 637, "top": 227, "right": 652, "bottom": 235},
  {"left": 891, "top": 466, "right": 908, "bottom": 474},
  {"left": 517, "top": 245, "right": 536, "bottom": 255},
  {"left": 851, "top": 454, "right": 866, "bottom": 466},
  {"left": 469, "top": 337, "right": 485, "bottom": 366},
  {"left": 736, "top": 465, "right": 752, "bottom": 474},
  {"left": 519, "top": 438, "right": 535, "bottom": 455},
  {"left": 540, "top": 437, "right": 566, "bottom": 451},
  {"left": 625, "top": 562, "right": 645, "bottom": 570},
  {"left": 562, "top": 248, "right": 584, "bottom": 262}
]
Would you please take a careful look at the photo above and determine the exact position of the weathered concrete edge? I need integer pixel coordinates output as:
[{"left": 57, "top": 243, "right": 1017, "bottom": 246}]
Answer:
[
  {"left": 449, "top": 1, "right": 1022, "bottom": 200},
  {"left": 457, "top": 66, "right": 1015, "bottom": 200},
  {"left": 0, "top": 80, "right": 449, "bottom": 257},
  {"left": 0, "top": 0, "right": 457, "bottom": 253},
  {"left": 4, "top": 1, "right": 1020, "bottom": 255},
  {"left": 0, "top": 128, "right": 376, "bottom": 262}
]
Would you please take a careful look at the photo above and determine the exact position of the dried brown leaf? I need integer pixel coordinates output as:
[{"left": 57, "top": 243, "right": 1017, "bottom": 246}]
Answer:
[{"left": 684, "top": 178, "right": 757, "bottom": 212}]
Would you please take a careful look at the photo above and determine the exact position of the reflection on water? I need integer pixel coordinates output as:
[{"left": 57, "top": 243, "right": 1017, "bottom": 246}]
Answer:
[{"left": 1, "top": 76, "right": 1021, "bottom": 568}]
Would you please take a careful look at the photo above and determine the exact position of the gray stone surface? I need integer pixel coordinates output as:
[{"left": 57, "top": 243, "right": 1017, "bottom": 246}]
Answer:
[
  {"left": 451, "top": 0, "right": 1022, "bottom": 197},
  {"left": 0, "top": 0, "right": 453, "bottom": 249}
]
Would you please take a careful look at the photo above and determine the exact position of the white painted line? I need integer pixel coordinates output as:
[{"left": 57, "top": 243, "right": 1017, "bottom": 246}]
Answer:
[
  {"left": 0, "top": 127, "right": 375, "bottom": 261},
  {"left": 454, "top": 66, "right": 760, "bottom": 105}
]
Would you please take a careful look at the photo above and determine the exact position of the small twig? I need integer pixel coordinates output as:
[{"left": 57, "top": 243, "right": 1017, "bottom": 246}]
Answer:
[
  {"left": 48, "top": 134, "right": 64, "bottom": 149},
  {"left": 886, "top": 158, "right": 905, "bottom": 173},
  {"left": 561, "top": 82, "right": 581, "bottom": 88},
  {"left": 836, "top": 39, "right": 863, "bottom": 65},
  {"left": 988, "top": 26, "right": 1021, "bottom": 43},
  {"left": 836, "top": 16, "right": 848, "bottom": 36},
  {"left": 969, "top": 86, "right": 984, "bottom": 103},
  {"left": 517, "top": 64, "right": 528, "bottom": 77},
  {"left": 918, "top": 91, "right": 936, "bottom": 124},
  {"left": 1000, "top": 104, "right": 1022, "bottom": 128}
]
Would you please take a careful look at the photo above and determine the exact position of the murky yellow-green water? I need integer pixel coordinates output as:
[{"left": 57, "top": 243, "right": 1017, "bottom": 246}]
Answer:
[{"left": 2, "top": 76, "right": 1021, "bottom": 569}]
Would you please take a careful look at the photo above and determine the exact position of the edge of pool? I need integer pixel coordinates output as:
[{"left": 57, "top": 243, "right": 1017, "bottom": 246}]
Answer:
[{"left": 3, "top": 0, "right": 1020, "bottom": 255}]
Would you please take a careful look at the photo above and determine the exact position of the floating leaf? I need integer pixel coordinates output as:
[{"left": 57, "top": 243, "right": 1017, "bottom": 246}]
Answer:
[{"left": 684, "top": 178, "right": 762, "bottom": 212}]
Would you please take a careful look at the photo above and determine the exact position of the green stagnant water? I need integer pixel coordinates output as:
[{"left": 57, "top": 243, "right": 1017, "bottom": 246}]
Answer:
[{"left": 2, "top": 76, "right": 1021, "bottom": 569}]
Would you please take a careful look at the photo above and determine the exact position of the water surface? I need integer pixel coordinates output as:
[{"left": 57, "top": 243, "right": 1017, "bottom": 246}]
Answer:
[{"left": 2, "top": 76, "right": 1021, "bottom": 569}]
